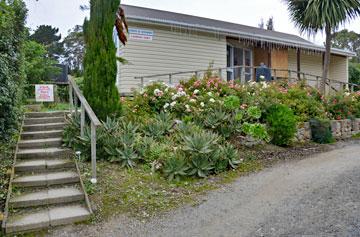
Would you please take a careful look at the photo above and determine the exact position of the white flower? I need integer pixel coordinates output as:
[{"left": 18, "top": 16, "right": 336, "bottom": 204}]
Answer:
[
  {"left": 172, "top": 95, "right": 178, "bottom": 100},
  {"left": 154, "top": 89, "right": 163, "bottom": 97},
  {"left": 170, "top": 101, "right": 177, "bottom": 107},
  {"left": 193, "top": 89, "right": 200, "bottom": 95},
  {"left": 260, "top": 81, "right": 268, "bottom": 89},
  {"left": 185, "top": 104, "right": 191, "bottom": 112},
  {"left": 209, "top": 98, "right": 215, "bottom": 103},
  {"left": 259, "top": 75, "right": 265, "bottom": 80},
  {"left": 207, "top": 92, "right": 212, "bottom": 96},
  {"left": 249, "top": 81, "right": 257, "bottom": 86},
  {"left": 163, "top": 103, "right": 170, "bottom": 109},
  {"left": 200, "top": 102, "right": 205, "bottom": 107},
  {"left": 190, "top": 99, "right": 196, "bottom": 103},
  {"left": 345, "top": 92, "right": 351, "bottom": 96},
  {"left": 165, "top": 87, "right": 169, "bottom": 92},
  {"left": 140, "top": 89, "right": 145, "bottom": 95}
]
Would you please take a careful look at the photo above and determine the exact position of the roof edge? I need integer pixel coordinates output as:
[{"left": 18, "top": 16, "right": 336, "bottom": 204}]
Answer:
[{"left": 126, "top": 16, "right": 356, "bottom": 57}]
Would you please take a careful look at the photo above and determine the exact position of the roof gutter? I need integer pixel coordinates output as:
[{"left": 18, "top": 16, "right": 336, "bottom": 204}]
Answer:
[{"left": 127, "top": 16, "right": 356, "bottom": 57}]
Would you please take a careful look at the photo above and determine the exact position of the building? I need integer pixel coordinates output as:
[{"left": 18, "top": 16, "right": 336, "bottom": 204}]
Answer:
[{"left": 117, "top": 4, "right": 355, "bottom": 94}]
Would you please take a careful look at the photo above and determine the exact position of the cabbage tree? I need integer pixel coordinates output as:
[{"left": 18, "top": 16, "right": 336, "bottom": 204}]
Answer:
[{"left": 284, "top": 0, "right": 360, "bottom": 94}]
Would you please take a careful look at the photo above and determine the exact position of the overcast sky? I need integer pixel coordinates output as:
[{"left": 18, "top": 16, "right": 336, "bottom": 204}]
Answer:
[{"left": 24, "top": 0, "right": 360, "bottom": 45}]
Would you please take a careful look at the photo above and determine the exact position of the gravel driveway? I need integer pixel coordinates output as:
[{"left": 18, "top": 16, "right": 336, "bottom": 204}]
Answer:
[{"left": 50, "top": 142, "right": 360, "bottom": 237}]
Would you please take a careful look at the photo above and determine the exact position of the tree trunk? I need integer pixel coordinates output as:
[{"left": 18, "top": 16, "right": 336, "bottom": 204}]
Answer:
[{"left": 321, "top": 24, "right": 332, "bottom": 94}]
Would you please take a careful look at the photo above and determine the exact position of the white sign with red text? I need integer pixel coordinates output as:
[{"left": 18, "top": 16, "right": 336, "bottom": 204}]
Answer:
[{"left": 35, "top": 85, "right": 54, "bottom": 102}]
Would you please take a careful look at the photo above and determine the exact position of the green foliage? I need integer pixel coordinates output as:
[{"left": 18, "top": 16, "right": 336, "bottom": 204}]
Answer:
[
  {"left": 309, "top": 118, "right": 334, "bottom": 144},
  {"left": 266, "top": 104, "right": 297, "bottom": 146},
  {"left": 63, "top": 114, "right": 80, "bottom": 148},
  {"left": 83, "top": 0, "right": 122, "bottom": 120},
  {"left": 23, "top": 40, "right": 60, "bottom": 84},
  {"left": 332, "top": 29, "right": 360, "bottom": 63},
  {"left": 224, "top": 95, "right": 240, "bottom": 110},
  {"left": 349, "top": 63, "right": 360, "bottom": 86},
  {"left": 242, "top": 122, "right": 269, "bottom": 141},
  {"left": 0, "top": 0, "right": 27, "bottom": 141}
]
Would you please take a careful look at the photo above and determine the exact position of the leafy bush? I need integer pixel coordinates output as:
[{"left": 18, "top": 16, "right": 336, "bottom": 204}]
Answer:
[
  {"left": 0, "top": 0, "right": 27, "bottom": 141},
  {"left": 266, "top": 104, "right": 297, "bottom": 146},
  {"left": 309, "top": 118, "right": 334, "bottom": 144}
]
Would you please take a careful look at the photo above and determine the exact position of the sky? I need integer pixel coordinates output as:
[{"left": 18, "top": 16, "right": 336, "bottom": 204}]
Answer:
[{"left": 24, "top": 0, "right": 360, "bottom": 45}]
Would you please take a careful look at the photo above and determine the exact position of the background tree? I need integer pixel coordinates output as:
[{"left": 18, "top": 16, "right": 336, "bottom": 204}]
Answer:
[
  {"left": 266, "top": 17, "right": 274, "bottom": 31},
  {"left": 83, "top": 0, "right": 122, "bottom": 120},
  {"left": 332, "top": 29, "right": 360, "bottom": 62},
  {"left": 23, "top": 40, "right": 60, "bottom": 84},
  {"left": 284, "top": 0, "right": 360, "bottom": 94},
  {"left": 29, "top": 25, "right": 63, "bottom": 60},
  {"left": 63, "top": 25, "right": 85, "bottom": 76}
]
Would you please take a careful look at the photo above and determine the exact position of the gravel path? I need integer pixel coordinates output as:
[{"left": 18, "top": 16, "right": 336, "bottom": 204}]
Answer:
[{"left": 50, "top": 142, "right": 360, "bottom": 237}]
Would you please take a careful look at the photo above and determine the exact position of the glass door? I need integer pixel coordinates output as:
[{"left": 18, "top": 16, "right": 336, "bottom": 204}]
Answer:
[{"left": 226, "top": 44, "right": 253, "bottom": 81}]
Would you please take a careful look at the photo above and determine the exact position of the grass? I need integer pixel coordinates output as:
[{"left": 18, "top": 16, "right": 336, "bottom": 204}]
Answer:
[
  {"left": 77, "top": 157, "right": 262, "bottom": 222},
  {"left": 25, "top": 102, "right": 70, "bottom": 112}
]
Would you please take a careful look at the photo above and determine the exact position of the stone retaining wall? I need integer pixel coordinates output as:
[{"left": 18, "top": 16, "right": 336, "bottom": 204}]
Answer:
[{"left": 295, "top": 119, "right": 360, "bottom": 142}]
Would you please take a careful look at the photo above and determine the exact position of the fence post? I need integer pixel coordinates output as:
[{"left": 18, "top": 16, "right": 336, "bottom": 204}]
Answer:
[
  {"left": 140, "top": 77, "right": 144, "bottom": 88},
  {"left": 168, "top": 74, "right": 172, "bottom": 85},
  {"left": 288, "top": 70, "right": 292, "bottom": 82},
  {"left": 90, "top": 122, "right": 97, "bottom": 184},
  {"left": 218, "top": 68, "right": 222, "bottom": 80},
  {"left": 351, "top": 84, "right": 355, "bottom": 93},
  {"left": 316, "top": 76, "right": 320, "bottom": 89},
  {"left": 74, "top": 94, "right": 78, "bottom": 117},
  {"left": 273, "top": 69, "right": 277, "bottom": 81},
  {"left": 195, "top": 71, "right": 199, "bottom": 78},
  {"left": 69, "top": 85, "right": 74, "bottom": 114},
  {"left": 80, "top": 104, "right": 85, "bottom": 138}
]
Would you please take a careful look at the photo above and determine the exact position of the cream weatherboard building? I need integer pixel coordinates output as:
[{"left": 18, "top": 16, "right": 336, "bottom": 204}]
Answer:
[{"left": 116, "top": 5, "right": 355, "bottom": 94}]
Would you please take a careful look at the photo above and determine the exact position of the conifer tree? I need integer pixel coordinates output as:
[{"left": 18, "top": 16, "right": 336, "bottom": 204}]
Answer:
[{"left": 83, "top": 0, "right": 121, "bottom": 120}]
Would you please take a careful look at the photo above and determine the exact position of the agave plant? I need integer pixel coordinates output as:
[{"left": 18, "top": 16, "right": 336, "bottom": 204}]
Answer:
[
  {"left": 63, "top": 115, "right": 80, "bottom": 148},
  {"left": 182, "top": 131, "right": 219, "bottom": 154},
  {"left": 203, "top": 109, "right": 230, "bottom": 129},
  {"left": 105, "top": 146, "right": 139, "bottom": 168},
  {"left": 163, "top": 156, "right": 188, "bottom": 181},
  {"left": 187, "top": 156, "right": 213, "bottom": 178},
  {"left": 219, "top": 144, "right": 241, "bottom": 169}
]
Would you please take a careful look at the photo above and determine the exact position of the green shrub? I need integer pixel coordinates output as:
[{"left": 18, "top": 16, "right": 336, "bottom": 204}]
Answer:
[
  {"left": 163, "top": 156, "right": 188, "bottom": 181},
  {"left": 266, "top": 104, "right": 297, "bottom": 146},
  {"left": 309, "top": 118, "right": 334, "bottom": 144}
]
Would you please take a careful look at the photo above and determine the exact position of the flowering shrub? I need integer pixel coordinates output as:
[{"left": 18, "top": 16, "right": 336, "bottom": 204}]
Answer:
[
  {"left": 325, "top": 92, "right": 360, "bottom": 120},
  {"left": 66, "top": 74, "right": 360, "bottom": 181}
]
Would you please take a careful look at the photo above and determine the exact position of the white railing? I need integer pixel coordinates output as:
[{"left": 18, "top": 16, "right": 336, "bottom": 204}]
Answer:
[{"left": 134, "top": 66, "right": 359, "bottom": 93}]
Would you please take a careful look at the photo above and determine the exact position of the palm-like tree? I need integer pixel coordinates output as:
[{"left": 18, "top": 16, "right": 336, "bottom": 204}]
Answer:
[{"left": 284, "top": 0, "right": 360, "bottom": 93}]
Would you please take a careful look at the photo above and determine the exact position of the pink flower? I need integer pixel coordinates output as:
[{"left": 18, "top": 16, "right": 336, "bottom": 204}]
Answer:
[
  {"left": 193, "top": 80, "right": 201, "bottom": 88},
  {"left": 143, "top": 93, "right": 148, "bottom": 98},
  {"left": 240, "top": 104, "right": 248, "bottom": 110}
]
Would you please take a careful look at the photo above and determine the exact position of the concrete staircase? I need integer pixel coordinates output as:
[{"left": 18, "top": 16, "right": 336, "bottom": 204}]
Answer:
[{"left": 3, "top": 111, "right": 92, "bottom": 234}]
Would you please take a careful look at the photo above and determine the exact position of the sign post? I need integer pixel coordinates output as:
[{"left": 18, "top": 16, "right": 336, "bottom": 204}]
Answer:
[{"left": 35, "top": 84, "right": 54, "bottom": 102}]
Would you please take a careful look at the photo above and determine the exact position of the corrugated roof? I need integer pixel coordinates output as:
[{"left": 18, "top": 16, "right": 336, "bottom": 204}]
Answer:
[{"left": 122, "top": 4, "right": 355, "bottom": 57}]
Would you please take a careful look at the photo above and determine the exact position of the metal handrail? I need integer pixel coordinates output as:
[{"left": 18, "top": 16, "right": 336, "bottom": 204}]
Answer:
[
  {"left": 134, "top": 65, "right": 359, "bottom": 93},
  {"left": 68, "top": 76, "right": 101, "bottom": 184}
]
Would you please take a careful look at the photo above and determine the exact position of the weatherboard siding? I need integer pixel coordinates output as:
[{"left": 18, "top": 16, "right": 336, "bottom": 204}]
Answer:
[
  {"left": 329, "top": 55, "right": 348, "bottom": 84},
  {"left": 117, "top": 23, "right": 227, "bottom": 94}
]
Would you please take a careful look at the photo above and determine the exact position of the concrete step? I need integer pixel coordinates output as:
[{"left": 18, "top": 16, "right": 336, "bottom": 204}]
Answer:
[
  {"left": 21, "top": 130, "right": 63, "bottom": 140},
  {"left": 17, "top": 148, "right": 71, "bottom": 160},
  {"left": 5, "top": 204, "right": 90, "bottom": 234},
  {"left": 15, "top": 159, "right": 74, "bottom": 173},
  {"left": 10, "top": 186, "right": 84, "bottom": 208},
  {"left": 18, "top": 137, "right": 63, "bottom": 149},
  {"left": 25, "top": 111, "right": 66, "bottom": 118},
  {"left": 24, "top": 117, "right": 65, "bottom": 125},
  {"left": 23, "top": 122, "right": 66, "bottom": 132},
  {"left": 12, "top": 171, "right": 79, "bottom": 187}
]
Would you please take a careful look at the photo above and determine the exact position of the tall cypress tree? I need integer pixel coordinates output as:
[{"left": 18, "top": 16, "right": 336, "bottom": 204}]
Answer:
[{"left": 83, "top": 0, "right": 121, "bottom": 120}]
